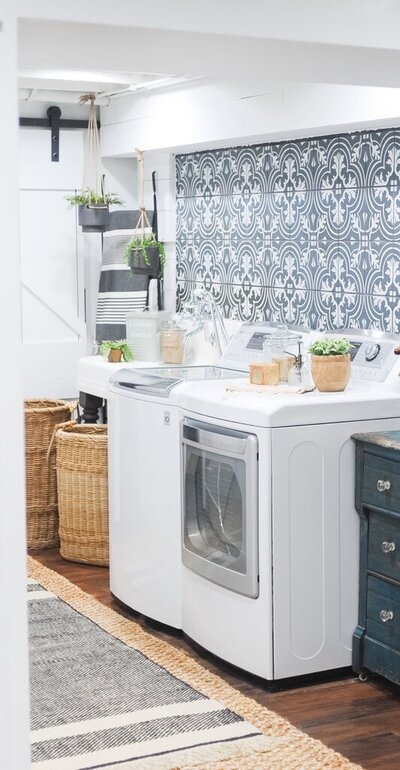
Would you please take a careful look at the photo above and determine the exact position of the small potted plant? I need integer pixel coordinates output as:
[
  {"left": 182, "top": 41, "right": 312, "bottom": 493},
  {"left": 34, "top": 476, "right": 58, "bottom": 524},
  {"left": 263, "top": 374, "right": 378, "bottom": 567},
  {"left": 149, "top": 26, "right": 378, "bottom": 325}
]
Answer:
[
  {"left": 99, "top": 340, "right": 133, "bottom": 364},
  {"left": 308, "top": 337, "right": 352, "bottom": 392},
  {"left": 124, "top": 235, "right": 166, "bottom": 277},
  {"left": 66, "top": 190, "right": 124, "bottom": 233}
]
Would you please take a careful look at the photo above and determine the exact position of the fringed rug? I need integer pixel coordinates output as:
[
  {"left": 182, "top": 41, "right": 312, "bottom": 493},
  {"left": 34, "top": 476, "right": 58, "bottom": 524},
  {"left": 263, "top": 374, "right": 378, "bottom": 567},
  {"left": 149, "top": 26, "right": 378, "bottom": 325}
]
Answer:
[{"left": 28, "top": 557, "right": 364, "bottom": 770}]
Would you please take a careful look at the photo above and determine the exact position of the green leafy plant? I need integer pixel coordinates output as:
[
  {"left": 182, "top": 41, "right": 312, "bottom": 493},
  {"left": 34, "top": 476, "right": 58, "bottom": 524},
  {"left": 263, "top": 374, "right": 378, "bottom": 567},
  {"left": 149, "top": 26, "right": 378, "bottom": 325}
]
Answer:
[
  {"left": 124, "top": 235, "right": 166, "bottom": 274},
  {"left": 99, "top": 340, "right": 133, "bottom": 361},
  {"left": 308, "top": 337, "right": 352, "bottom": 356},
  {"left": 66, "top": 189, "right": 124, "bottom": 206}
]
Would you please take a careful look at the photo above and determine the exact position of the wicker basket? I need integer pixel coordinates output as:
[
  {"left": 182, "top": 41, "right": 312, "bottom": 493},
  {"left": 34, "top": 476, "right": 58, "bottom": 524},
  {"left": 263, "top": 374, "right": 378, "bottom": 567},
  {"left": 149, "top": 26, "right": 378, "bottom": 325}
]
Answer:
[
  {"left": 56, "top": 423, "right": 109, "bottom": 566},
  {"left": 25, "top": 399, "right": 74, "bottom": 549}
]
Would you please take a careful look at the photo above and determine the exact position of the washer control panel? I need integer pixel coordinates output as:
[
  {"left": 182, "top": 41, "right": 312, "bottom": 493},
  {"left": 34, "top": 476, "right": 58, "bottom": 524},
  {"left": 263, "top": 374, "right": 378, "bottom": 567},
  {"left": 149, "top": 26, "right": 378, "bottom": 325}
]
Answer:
[
  {"left": 345, "top": 338, "right": 396, "bottom": 381},
  {"left": 221, "top": 323, "right": 399, "bottom": 382}
]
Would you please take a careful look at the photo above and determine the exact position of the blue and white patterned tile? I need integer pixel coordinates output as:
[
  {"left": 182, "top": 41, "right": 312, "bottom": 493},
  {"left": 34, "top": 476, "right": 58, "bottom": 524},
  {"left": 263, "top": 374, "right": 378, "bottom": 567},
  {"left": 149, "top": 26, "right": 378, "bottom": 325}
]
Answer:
[
  {"left": 292, "top": 189, "right": 335, "bottom": 242},
  {"left": 313, "top": 187, "right": 342, "bottom": 239},
  {"left": 270, "top": 189, "right": 301, "bottom": 237},
  {"left": 339, "top": 128, "right": 396, "bottom": 188},
  {"left": 297, "top": 135, "right": 339, "bottom": 191},
  {"left": 224, "top": 240, "right": 270, "bottom": 287},
  {"left": 292, "top": 236, "right": 335, "bottom": 285},
  {"left": 364, "top": 292, "right": 400, "bottom": 333},
  {"left": 254, "top": 142, "right": 280, "bottom": 189},
  {"left": 226, "top": 193, "right": 265, "bottom": 240},
  {"left": 254, "top": 199, "right": 284, "bottom": 245},
  {"left": 336, "top": 186, "right": 394, "bottom": 241},
  {"left": 176, "top": 198, "right": 203, "bottom": 247},
  {"left": 220, "top": 146, "right": 269, "bottom": 197},
  {"left": 176, "top": 241, "right": 200, "bottom": 284},
  {"left": 192, "top": 194, "right": 225, "bottom": 241},
  {"left": 313, "top": 288, "right": 368, "bottom": 331},
  {"left": 268, "top": 240, "right": 315, "bottom": 292},
  {"left": 263, "top": 285, "right": 318, "bottom": 328},
  {"left": 268, "top": 142, "right": 310, "bottom": 209},
  {"left": 363, "top": 240, "right": 400, "bottom": 306},
  {"left": 316, "top": 139, "right": 359, "bottom": 192},
  {"left": 314, "top": 242, "right": 364, "bottom": 296},
  {"left": 225, "top": 282, "right": 269, "bottom": 321},
  {"left": 176, "top": 150, "right": 226, "bottom": 198}
]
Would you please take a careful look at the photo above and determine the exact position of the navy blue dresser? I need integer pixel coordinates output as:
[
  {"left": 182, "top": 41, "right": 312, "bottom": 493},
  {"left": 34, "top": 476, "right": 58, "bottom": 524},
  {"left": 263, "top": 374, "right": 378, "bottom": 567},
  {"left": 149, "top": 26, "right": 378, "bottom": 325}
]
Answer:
[{"left": 352, "top": 431, "right": 400, "bottom": 685}]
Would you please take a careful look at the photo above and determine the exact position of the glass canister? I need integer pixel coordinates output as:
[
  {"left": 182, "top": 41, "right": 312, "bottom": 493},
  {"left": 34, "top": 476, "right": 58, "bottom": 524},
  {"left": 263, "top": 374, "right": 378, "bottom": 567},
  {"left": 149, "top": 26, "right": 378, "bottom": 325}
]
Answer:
[{"left": 160, "top": 320, "right": 186, "bottom": 364}]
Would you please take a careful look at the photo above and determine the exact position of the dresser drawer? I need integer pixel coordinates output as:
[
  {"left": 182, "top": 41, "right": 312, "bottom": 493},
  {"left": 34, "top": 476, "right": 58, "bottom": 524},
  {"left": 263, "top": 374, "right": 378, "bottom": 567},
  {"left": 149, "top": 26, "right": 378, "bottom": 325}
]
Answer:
[
  {"left": 368, "top": 511, "right": 400, "bottom": 581},
  {"left": 366, "top": 575, "right": 400, "bottom": 649},
  {"left": 361, "top": 452, "right": 400, "bottom": 514}
]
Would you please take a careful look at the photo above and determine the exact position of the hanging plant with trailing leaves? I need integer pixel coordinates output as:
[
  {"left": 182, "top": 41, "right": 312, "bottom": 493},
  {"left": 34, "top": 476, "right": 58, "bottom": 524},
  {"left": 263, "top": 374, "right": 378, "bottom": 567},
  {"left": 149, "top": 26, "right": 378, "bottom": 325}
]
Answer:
[{"left": 123, "top": 149, "right": 166, "bottom": 277}]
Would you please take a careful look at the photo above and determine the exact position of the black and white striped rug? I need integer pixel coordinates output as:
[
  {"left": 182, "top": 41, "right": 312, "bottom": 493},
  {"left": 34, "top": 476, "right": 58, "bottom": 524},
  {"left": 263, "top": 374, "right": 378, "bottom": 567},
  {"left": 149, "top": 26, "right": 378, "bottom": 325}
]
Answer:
[
  {"left": 28, "top": 577, "right": 268, "bottom": 770},
  {"left": 28, "top": 560, "right": 362, "bottom": 770}
]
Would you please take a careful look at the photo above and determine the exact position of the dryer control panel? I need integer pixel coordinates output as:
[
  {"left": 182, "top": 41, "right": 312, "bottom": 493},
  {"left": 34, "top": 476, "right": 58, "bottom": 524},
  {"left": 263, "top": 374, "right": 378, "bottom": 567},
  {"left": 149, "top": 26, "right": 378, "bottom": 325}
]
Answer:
[{"left": 221, "top": 323, "right": 305, "bottom": 369}]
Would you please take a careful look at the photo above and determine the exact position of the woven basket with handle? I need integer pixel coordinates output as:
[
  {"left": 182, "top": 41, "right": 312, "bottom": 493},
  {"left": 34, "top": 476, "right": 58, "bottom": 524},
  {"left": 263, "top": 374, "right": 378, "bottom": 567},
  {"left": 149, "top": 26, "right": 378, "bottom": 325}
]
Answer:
[
  {"left": 55, "top": 423, "right": 108, "bottom": 566},
  {"left": 25, "top": 399, "right": 75, "bottom": 549}
]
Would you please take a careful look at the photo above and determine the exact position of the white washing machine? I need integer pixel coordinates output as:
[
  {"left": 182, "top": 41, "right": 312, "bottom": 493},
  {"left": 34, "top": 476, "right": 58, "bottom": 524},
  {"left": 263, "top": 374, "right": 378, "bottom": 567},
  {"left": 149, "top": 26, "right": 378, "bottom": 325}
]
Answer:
[
  {"left": 178, "top": 329, "right": 400, "bottom": 680},
  {"left": 108, "top": 365, "right": 247, "bottom": 629}
]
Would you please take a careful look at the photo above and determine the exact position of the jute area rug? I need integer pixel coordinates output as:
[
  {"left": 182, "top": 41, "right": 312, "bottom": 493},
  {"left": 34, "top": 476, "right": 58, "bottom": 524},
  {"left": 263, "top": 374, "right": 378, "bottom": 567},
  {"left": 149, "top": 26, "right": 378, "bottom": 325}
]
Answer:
[{"left": 28, "top": 557, "right": 364, "bottom": 770}]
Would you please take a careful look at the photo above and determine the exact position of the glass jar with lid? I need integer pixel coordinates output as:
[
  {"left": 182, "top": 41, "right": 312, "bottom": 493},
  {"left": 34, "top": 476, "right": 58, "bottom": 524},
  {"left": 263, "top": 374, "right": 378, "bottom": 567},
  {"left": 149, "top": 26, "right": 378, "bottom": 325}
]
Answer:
[{"left": 160, "top": 320, "right": 186, "bottom": 364}]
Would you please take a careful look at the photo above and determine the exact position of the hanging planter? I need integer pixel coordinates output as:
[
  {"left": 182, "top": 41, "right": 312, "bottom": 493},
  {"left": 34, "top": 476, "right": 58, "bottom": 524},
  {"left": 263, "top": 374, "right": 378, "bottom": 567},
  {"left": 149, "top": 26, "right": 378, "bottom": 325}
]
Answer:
[
  {"left": 66, "top": 94, "right": 124, "bottom": 233},
  {"left": 124, "top": 149, "right": 166, "bottom": 277},
  {"left": 124, "top": 236, "right": 166, "bottom": 277},
  {"left": 67, "top": 191, "right": 124, "bottom": 232}
]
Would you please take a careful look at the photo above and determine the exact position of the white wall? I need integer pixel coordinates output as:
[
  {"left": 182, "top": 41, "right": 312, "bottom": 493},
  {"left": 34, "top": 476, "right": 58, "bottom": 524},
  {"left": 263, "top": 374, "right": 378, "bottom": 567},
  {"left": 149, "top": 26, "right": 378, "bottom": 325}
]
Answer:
[
  {"left": 0, "top": 2, "right": 30, "bottom": 767},
  {"left": 143, "top": 151, "right": 176, "bottom": 312},
  {"left": 101, "top": 80, "right": 400, "bottom": 155}
]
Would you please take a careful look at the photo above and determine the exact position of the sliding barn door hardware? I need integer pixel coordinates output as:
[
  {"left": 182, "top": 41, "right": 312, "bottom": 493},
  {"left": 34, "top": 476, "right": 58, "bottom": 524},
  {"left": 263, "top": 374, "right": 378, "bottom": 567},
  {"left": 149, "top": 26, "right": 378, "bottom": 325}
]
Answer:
[{"left": 19, "top": 105, "right": 101, "bottom": 163}]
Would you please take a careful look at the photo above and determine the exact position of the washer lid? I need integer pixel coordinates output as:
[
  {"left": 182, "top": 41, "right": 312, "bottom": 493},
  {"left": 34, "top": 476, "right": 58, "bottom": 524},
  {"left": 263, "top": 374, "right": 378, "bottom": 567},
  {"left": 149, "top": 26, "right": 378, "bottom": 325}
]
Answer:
[{"left": 110, "top": 369, "right": 183, "bottom": 397}]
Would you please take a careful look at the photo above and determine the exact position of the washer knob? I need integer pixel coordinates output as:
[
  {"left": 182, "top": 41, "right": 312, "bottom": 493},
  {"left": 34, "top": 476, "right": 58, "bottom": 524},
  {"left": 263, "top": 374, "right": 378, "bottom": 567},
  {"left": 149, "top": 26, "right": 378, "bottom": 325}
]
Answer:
[{"left": 365, "top": 343, "right": 381, "bottom": 362}]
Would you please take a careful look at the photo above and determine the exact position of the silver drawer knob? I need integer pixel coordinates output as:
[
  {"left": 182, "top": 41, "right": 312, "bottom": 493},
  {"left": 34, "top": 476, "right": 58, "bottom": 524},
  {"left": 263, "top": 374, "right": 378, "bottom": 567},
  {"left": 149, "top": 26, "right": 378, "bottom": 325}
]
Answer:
[
  {"left": 382, "top": 541, "right": 396, "bottom": 553},
  {"left": 380, "top": 609, "right": 394, "bottom": 623},
  {"left": 377, "top": 479, "right": 391, "bottom": 492}
]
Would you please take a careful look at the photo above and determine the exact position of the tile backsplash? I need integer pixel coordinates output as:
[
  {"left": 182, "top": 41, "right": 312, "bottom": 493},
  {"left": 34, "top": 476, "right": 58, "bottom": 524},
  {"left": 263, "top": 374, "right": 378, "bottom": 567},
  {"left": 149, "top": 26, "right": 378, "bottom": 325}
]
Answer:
[{"left": 176, "top": 129, "right": 400, "bottom": 331}]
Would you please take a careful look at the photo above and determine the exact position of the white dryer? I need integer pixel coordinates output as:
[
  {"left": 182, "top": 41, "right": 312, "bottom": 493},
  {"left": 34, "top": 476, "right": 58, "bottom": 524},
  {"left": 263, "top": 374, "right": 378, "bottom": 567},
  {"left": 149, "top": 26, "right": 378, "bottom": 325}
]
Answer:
[{"left": 178, "top": 329, "right": 400, "bottom": 680}]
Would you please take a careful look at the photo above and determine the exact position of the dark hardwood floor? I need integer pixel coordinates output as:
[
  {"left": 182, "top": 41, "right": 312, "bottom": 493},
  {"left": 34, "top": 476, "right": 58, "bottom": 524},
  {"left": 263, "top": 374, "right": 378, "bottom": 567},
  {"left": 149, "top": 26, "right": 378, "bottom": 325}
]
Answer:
[{"left": 30, "top": 549, "right": 400, "bottom": 769}]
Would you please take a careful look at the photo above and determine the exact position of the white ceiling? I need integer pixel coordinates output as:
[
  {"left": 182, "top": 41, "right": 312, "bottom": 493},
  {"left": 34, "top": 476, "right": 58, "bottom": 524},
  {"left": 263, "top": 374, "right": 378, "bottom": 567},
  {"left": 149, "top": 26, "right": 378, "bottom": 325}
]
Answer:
[{"left": 16, "top": 1, "right": 400, "bottom": 105}]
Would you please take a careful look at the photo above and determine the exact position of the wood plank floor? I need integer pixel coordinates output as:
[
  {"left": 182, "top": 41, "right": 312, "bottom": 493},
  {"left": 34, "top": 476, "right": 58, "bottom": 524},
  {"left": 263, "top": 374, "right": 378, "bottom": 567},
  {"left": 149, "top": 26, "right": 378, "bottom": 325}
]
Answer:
[{"left": 30, "top": 549, "right": 400, "bottom": 769}]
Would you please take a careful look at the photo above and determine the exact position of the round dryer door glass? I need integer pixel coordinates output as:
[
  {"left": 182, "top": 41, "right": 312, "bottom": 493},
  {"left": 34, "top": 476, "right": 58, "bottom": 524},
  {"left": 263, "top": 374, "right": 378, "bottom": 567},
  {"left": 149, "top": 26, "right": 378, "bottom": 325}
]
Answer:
[
  {"left": 181, "top": 419, "right": 259, "bottom": 598},
  {"left": 184, "top": 447, "right": 247, "bottom": 573}
]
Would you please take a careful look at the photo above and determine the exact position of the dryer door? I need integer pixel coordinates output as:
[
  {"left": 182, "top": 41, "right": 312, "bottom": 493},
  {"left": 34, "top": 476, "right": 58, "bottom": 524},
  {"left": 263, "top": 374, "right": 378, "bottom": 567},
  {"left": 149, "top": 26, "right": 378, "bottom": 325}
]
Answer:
[{"left": 181, "top": 419, "right": 259, "bottom": 598}]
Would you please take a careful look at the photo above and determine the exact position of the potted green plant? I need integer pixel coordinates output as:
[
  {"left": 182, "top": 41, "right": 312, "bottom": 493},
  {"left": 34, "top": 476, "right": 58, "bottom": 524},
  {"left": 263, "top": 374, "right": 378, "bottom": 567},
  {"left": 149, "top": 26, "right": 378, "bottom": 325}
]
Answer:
[
  {"left": 308, "top": 337, "right": 352, "bottom": 392},
  {"left": 66, "top": 190, "right": 124, "bottom": 233},
  {"left": 124, "top": 235, "right": 166, "bottom": 277},
  {"left": 99, "top": 340, "right": 133, "bottom": 364}
]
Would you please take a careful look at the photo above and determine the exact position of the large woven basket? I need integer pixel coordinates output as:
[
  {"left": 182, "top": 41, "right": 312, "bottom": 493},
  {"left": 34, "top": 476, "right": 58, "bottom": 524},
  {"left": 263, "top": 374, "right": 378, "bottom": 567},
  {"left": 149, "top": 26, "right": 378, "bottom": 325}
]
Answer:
[
  {"left": 25, "top": 399, "right": 74, "bottom": 549},
  {"left": 56, "top": 423, "right": 109, "bottom": 566}
]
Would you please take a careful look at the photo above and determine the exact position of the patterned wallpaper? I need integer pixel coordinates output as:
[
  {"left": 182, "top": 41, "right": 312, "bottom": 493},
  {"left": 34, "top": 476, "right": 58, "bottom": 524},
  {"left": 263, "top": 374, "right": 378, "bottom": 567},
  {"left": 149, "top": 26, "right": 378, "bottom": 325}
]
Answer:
[{"left": 176, "top": 129, "right": 400, "bottom": 331}]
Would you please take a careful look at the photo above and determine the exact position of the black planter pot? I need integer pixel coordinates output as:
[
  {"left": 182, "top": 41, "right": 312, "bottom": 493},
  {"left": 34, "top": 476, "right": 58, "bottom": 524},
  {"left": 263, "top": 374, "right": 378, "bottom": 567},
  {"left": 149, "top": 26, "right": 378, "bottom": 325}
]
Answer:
[
  {"left": 127, "top": 246, "right": 160, "bottom": 277},
  {"left": 78, "top": 204, "right": 109, "bottom": 233}
]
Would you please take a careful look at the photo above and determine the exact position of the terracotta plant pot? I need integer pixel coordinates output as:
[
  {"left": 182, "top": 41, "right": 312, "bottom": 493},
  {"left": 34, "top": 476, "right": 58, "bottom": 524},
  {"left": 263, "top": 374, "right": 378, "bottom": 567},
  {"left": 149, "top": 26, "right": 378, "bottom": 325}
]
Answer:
[
  {"left": 108, "top": 349, "right": 122, "bottom": 363},
  {"left": 311, "top": 354, "right": 351, "bottom": 392}
]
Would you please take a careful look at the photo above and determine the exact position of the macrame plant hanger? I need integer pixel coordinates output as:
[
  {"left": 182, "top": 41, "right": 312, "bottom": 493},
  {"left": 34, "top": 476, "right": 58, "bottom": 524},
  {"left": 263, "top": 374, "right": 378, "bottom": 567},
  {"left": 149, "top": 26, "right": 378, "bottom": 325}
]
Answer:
[
  {"left": 131, "top": 149, "right": 163, "bottom": 308},
  {"left": 78, "top": 94, "right": 108, "bottom": 232},
  {"left": 134, "top": 148, "right": 153, "bottom": 241},
  {"left": 79, "top": 93, "right": 104, "bottom": 201}
]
